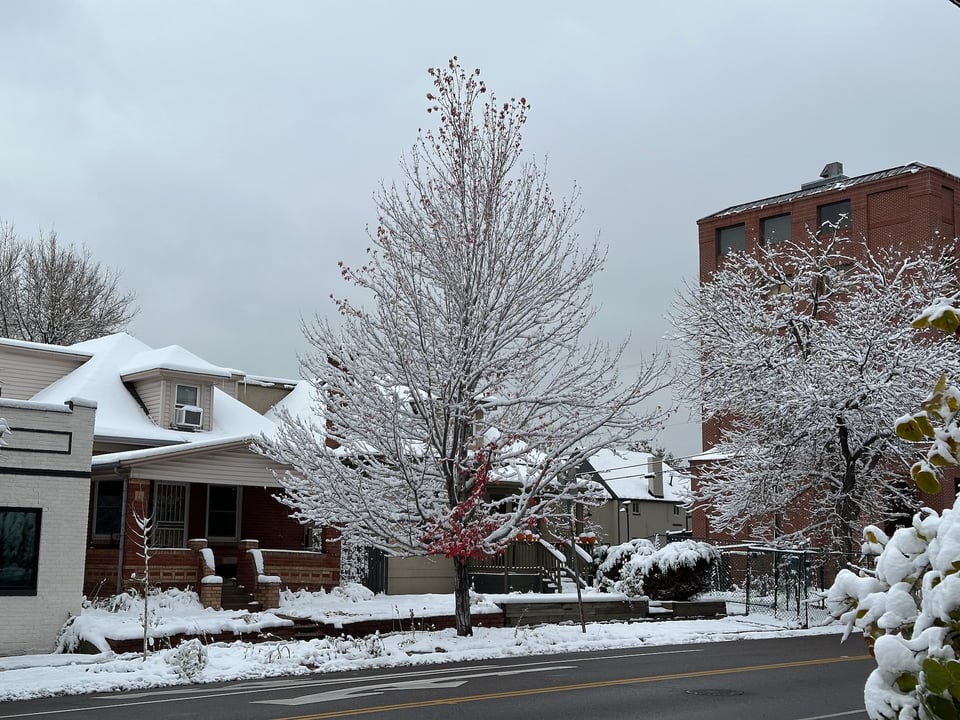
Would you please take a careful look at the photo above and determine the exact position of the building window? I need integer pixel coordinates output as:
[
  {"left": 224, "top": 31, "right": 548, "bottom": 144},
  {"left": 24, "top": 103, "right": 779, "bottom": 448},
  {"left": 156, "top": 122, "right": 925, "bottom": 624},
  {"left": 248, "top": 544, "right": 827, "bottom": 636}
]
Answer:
[
  {"left": 0, "top": 507, "right": 42, "bottom": 596},
  {"left": 153, "top": 482, "right": 188, "bottom": 548},
  {"left": 631, "top": 501, "right": 641, "bottom": 514},
  {"left": 175, "top": 384, "right": 203, "bottom": 428},
  {"left": 207, "top": 485, "right": 240, "bottom": 540},
  {"left": 93, "top": 480, "right": 124, "bottom": 540},
  {"left": 761, "top": 213, "right": 791, "bottom": 245},
  {"left": 176, "top": 384, "right": 199, "bottom": 408},
  {"left": 818, "top": 200, "right": 852, "bottom": 232},
  {"left": 673, "top": 505, "right": 682, "bottom": 516},
  {"left": 717, "top": 224, "right": 746, "bottom": 256}
]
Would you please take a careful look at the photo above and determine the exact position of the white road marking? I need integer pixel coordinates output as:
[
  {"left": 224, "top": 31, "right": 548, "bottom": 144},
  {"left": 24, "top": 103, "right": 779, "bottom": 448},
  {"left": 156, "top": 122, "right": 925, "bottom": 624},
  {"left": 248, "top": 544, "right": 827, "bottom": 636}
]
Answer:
[{"left": 254, "top": 665, "right": 574, "bottom": 706}]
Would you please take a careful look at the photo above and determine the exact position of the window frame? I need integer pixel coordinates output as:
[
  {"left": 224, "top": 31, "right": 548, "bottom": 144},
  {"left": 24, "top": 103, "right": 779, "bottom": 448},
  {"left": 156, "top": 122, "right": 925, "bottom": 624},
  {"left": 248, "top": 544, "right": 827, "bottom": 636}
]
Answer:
[
  {"left": 817, "top": 199, "right": 852, "bottom": 233},
  {"left": 717, "top": 223, "right": 746, "bottom": 256},
  {"left": 206, "top": 485, "right": 242, "bottom": 541},
  {"left": 761, "top": 213, "right": 791, "bottom": 245},
  {"left": 92, "top": 479, "right": 125, "bottom": 541},
  {"left": 0, "top": 507, "right": 42, "bottom": 596},
  {"left": 175, "top": 384, "right": 200, "bottom": 409}
]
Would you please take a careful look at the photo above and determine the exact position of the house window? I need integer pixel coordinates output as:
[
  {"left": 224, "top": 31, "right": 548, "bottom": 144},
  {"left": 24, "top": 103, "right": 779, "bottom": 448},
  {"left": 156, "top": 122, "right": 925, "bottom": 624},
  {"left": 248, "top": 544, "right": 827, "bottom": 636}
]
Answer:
[
  {"left": 0, "top": 507, "right": 42, "bottom": 596},
  {"left": 761, "top": 213, "right": 791, "bottom": 245},
  {"left": 175, "top": 384, "right": 202, "bottom": 428},
  {"left": 176, "top": 384, "right": 199, "bottom": 407},
  {"left": 207, "top": 485, "right": 240, "bottom": 540},
  {"left": 717, "top": 224, "right": 746, "bottom": 256},
  {"left": 93, "top": 480, "right": 124, "bottom": 540},
  {"left": 673, "top": 505, "right": 682, "bottom": 516},
  {"left": 153, "top": 482, "right": 188, "bottom": 548},
  {"left": 631, "top": 501, "right": 641, "bottom": 514},
  {"left": 818, "top": 200, "right": 852, "bottom": 232}
]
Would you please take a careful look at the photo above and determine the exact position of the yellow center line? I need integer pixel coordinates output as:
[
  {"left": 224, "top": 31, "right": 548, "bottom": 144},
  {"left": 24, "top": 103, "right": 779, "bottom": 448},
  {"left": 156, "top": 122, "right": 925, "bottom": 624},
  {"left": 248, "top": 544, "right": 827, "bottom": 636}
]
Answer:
[{"left": 278, "top": 654, "right": 873, "bottom": 720}]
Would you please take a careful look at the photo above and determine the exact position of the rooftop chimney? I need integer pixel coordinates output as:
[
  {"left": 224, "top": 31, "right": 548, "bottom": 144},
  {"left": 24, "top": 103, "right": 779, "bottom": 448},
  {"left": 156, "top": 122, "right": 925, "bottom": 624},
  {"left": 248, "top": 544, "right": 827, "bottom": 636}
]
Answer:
[
  {"left": 820, "top": 162, "right": 844, "bottom": 179},
  {"left": 647, "top": 455, "right": 664, "bottom": 498},
  {"left": 800, "top": 161, "right": 848, "bottom": 190}
]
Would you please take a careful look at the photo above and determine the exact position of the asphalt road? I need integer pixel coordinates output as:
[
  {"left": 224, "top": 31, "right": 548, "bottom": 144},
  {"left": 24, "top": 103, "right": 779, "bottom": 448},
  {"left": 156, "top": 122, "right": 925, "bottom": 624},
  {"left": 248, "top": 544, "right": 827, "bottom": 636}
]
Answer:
[{"left": 0, "top": 634, "right": 873, "bottom": 720}]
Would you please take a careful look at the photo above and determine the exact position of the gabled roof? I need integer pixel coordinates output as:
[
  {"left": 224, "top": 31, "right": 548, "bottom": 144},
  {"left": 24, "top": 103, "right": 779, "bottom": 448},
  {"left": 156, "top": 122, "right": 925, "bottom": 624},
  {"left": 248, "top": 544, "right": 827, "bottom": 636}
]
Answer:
[
  {"left": 583, "top": 448, "right": 689, "bottom": 503},
  {"left": 699, "top": 162, "right": 959, "bottom": 222},
  {"left": 28, "top": 332, "right": 281, "bottom": 448}
]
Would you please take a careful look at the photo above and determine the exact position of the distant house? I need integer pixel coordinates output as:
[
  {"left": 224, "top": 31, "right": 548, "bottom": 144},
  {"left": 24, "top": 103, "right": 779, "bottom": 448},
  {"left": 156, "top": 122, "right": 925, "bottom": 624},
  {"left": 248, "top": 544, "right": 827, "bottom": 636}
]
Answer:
[
  {"left": 0, "top": 333, "right": 340, "bottom": 613},
  {"left": 0, "top": 396, "right": 96, "bottom": 655},
  {"left": 578, "top": 449, "right": 691, "bottom": 545}
]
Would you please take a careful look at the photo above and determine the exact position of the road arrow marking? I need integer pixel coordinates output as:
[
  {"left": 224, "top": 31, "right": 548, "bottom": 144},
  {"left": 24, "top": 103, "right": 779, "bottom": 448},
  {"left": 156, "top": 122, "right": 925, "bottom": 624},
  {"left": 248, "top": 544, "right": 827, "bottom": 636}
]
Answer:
[{"left": 255, "top": 665, "right": 574, "bottom": 706}]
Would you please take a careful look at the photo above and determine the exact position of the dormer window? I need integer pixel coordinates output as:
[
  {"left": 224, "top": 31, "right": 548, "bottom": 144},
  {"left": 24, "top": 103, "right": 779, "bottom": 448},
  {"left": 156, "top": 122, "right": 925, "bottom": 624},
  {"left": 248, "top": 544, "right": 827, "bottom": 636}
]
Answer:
[{"left": 175, "top": 384, "right": 203, "bottom": 429}]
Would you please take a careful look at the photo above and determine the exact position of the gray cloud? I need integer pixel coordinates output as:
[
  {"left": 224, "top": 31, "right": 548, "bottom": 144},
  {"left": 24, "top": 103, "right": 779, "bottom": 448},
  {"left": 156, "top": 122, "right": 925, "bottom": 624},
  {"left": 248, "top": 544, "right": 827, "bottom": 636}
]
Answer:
[{"left": 2, "top": 0, "right": 959, "bottom": 458}]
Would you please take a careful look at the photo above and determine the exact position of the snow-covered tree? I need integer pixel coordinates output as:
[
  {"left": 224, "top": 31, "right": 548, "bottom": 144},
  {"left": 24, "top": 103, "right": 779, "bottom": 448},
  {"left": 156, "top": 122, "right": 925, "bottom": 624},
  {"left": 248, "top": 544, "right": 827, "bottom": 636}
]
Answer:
[
  {"left": 0, "top": 222, "right": 138, "bottom": 345},
  {"left": 672, "top": 232, "right": 960, "bottom": 555},
  {"left": 828, "top": 296, "right": 960, "bottom": 720},
  {"left": 260, "top": 58, "right": 670, "bottom": 636}
]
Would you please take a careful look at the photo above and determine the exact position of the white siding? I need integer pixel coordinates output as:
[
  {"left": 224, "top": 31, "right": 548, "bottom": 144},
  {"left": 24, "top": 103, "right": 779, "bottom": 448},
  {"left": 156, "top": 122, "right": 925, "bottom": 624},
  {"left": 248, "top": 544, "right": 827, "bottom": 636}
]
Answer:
[
  {"left": 127, "top": 445, "right": 287, "bottom": 487},
  {"left": 130, "top": 378, "right": 162, "bottom": 424},
  {"left": 0, "top": 347, "right": 87, "bottom": 400}
]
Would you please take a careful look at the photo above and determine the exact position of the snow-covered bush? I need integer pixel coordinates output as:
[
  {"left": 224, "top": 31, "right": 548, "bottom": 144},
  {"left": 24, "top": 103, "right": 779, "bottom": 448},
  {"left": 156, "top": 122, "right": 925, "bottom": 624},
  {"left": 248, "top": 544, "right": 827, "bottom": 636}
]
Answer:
[
  {"left": 593, "top": 539, "right": 719, "bottom": 599},
  {"left": 593, "top": 539, "right": 655, "bottom": 592},
  {"left": 827, "top": 295, "right": 960, "bottom": 720},
  {"left": 618, "top": 540, "right": 720, "bottom": 600},
  {"left": 168, "top": 638, "right": 207, "bottom": 680}
]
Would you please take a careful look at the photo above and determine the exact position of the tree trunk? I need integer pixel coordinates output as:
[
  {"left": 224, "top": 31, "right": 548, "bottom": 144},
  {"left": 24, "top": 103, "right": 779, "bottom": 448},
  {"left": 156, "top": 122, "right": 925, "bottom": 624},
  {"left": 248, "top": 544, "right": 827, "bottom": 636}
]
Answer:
[{"left": 452, "top": 555, "right": 473, "bottom": 637}]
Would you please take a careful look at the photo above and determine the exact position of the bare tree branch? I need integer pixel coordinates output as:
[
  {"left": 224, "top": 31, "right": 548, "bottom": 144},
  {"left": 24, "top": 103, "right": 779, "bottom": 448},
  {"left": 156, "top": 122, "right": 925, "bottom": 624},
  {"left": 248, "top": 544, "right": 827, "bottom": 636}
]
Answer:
[{"left": 0, "top": 222, "right": 138, "bottom": 344}]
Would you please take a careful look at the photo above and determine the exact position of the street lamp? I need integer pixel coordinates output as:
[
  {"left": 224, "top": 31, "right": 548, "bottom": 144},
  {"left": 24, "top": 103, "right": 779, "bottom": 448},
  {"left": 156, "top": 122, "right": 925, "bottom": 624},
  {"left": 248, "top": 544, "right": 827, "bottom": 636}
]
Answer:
[{"left": 620, "top": 500, "right": 631, "bottom": 542}]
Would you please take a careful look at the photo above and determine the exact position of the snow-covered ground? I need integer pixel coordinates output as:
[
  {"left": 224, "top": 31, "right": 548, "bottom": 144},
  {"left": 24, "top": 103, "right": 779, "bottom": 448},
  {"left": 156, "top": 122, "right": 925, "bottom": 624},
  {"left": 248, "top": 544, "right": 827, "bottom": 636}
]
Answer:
[{"left": 0, "top": 585, "right": 851, "bottom": 702}]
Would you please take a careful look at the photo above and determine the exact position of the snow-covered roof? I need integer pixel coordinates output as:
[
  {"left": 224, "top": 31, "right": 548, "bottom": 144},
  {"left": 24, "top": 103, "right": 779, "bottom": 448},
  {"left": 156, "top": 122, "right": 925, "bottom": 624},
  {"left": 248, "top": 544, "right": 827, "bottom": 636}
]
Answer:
[
  {"left": 698, "top": 162, "right": 960, "bottom": 221},
  {"left": 584, "top": 448, "right": 689, "bottom": 503},
  {"left": 0, "top": 335, "right": 94, "bottom": 358},
  {"left": 119, "top": 345, "right": 239, "bottom": 378},
  {"left": 29, "top": 332, "right": 279, "bottom": 448},
  {"left": 265, "top": 378, "right": 316, "bottom": 424}
]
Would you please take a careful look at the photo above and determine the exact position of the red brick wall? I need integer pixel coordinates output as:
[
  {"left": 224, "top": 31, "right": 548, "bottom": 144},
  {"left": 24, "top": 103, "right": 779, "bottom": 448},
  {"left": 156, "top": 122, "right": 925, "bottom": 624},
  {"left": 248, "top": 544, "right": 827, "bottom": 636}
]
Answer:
[{"left": 240, "top": 486, "right": 308, "bottom": 548}]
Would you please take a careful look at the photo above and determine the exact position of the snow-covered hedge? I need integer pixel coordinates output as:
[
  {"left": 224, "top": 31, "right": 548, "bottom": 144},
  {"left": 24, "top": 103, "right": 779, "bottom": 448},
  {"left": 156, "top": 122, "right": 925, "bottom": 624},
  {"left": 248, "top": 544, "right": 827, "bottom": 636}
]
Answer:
[
  {"left": 593, "top": 539, "right": 655, "bottom": 592},
  {"left": 594, "top": 539, "right": 719, "bottom": 600}
]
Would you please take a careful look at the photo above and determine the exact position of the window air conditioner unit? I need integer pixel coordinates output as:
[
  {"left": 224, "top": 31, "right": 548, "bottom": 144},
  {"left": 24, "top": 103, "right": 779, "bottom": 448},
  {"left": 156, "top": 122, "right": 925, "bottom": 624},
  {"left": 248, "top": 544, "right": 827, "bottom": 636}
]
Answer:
[{"left": 176, "top": 405, "right": 203, "bottom": 428}]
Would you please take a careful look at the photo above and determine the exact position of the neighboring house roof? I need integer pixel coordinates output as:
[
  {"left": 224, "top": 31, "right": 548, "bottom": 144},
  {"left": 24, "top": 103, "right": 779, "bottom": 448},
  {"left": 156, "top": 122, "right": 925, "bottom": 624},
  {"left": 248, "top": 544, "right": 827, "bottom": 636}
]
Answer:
[
  {"left": 265, "top": 378, "right": 318, "bottom": 424},
  {"left": 120, "top": 345, "right": 240, "bottom": 379},
  {"left": 28, "top": 332, "right": 281, "bottom": 449},
  {"left": 584, "top": 448, "right": 689, "bottom": 503},
  {"left": 699, "top": 162, "right": 957, "bottom": 221}
]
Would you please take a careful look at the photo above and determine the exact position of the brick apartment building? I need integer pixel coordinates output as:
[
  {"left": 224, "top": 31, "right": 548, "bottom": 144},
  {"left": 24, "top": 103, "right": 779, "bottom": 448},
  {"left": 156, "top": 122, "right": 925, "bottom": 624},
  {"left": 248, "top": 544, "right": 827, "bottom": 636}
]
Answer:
[{"left": 691, "top": 161, "right": 960, "bottom": 546}]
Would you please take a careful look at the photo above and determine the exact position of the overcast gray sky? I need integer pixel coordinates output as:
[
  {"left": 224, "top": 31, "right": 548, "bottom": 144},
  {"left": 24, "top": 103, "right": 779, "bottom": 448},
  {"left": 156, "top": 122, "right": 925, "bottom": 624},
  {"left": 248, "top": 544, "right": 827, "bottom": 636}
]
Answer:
[{"left": 2, "top": 1, "right": 959, "bottom": 458}]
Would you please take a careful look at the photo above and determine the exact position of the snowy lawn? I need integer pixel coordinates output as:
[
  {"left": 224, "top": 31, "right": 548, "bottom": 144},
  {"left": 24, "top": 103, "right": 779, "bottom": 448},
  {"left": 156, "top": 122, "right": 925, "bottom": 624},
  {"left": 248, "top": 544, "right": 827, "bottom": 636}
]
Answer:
[{"left": 0, "top": 585, "right": 852, "bottom": 702}]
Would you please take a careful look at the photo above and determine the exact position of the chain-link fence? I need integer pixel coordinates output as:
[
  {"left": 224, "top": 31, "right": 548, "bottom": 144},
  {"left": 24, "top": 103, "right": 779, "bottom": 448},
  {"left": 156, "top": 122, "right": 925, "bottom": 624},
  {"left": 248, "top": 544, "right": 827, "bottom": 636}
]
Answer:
[{"left": 707, "top": 545, "right": 858, "bottom": 629}]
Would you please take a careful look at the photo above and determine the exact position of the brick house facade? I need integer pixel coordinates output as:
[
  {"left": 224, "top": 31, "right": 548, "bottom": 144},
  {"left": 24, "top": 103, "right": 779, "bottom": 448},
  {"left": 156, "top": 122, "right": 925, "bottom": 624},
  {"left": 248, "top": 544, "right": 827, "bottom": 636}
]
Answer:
[
  {"left": 0, "top": 333, "right": 340, "bottom": 622},
  {"left": 691, "top": 162, "right": 960, "bottom": 547}
]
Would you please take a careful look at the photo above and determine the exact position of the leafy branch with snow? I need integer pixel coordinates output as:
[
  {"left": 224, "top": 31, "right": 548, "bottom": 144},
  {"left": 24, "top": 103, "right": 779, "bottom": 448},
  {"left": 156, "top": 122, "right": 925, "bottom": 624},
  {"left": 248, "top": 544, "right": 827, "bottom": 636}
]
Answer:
[{"left": 827, "top": 295, "right": 960, "bottom": 720}]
